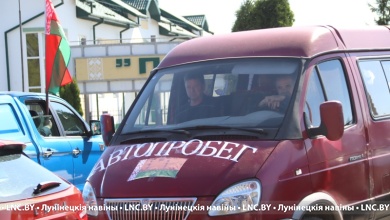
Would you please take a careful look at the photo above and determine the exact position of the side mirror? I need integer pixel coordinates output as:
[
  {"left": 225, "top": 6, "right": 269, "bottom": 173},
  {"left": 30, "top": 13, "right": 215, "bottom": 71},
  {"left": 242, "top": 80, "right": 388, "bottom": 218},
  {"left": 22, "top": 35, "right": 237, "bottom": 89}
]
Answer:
[
  {"left": 89, "top": 120, "right": 101, "bottom": 135},
  {"left": 305, "top": 101, "right": 344, "bottom": 141},
  {"left": 100, "top": 114, "right": 115, "bottom": 146}
]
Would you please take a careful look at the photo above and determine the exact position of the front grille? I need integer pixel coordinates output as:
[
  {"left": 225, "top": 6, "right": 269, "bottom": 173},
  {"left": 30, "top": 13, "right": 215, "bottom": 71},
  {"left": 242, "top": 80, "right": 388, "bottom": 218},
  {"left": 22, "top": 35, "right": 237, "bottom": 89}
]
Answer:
[{"left": 105, "top": 198, "right": 197, "bottom": 220}]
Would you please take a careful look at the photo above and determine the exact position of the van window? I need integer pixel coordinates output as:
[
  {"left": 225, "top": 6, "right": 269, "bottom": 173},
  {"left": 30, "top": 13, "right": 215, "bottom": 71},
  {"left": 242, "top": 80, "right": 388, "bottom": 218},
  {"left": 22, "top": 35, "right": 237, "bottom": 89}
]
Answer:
[
  {"left": 124, "top": 58, "right": 301, "bottom": 135},
  {"left": 381, "top": 61, "right": 390, "bottom": 82},
  {"left": 305, "top": 59, "right": 353, "bottom": 127},
  {"left": 358, "top": 60, "right": 390, "bottom": 118},
  {"left": 304, "top": 69, "right": 325, "bottom": 127}
]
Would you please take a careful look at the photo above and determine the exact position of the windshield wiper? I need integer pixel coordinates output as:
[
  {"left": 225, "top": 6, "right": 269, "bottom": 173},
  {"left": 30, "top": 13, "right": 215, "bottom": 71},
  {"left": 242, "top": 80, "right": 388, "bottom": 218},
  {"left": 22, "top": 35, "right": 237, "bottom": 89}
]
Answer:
[
  {"left": 123, "top": 129, "right": 190, "bottom": 136},
  {"left": 185, "top": 125, "right": 268, "bottom": 135},
  {"left": 33, "top": 181, "right": 61, "bottom": 195}
]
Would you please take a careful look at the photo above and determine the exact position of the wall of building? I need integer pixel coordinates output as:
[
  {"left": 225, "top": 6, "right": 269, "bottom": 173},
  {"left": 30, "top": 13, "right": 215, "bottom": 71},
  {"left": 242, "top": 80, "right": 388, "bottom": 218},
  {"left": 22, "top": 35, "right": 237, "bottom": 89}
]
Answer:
[
  {"left": 1, "top": 0, "right": 179, "bottom": 92},
  {"left": 70, "top": 40, "right": 180, "bottom": 123},
  {"left": 1, "top": 0, "right": 209, "bottom": 123}
]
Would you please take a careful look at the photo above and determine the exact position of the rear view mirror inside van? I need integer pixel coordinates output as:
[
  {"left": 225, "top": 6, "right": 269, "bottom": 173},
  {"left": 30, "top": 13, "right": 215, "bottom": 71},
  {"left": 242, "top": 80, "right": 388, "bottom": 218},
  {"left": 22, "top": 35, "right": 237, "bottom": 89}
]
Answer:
[
  {"left": 305, "top": 101, "right": 344, "bottom": 141},
  {"left": 231, "top": 58, "right": 300, "bottom": 75}
]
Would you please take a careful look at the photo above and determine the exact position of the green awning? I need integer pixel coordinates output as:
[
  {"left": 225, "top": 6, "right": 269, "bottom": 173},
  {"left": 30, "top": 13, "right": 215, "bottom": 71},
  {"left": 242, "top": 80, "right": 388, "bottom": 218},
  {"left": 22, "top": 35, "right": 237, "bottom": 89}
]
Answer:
[
  {"left": 159, "top": 21, "right": 197, "bottom": 38},
  {"left": 184, "top": 15, "right": 210, "bottom": 33},
  {"left": 105, "top": 0, "right": 147, "bottom": 18},
  {"left": 76, "top": 0, "right": 138, "bottom": 27},
  {"left": 121, "top": 0, "right": 161, "bottom": 21},
  {"left": 160, "top": 8, "right": 202, "bottom": 32}
]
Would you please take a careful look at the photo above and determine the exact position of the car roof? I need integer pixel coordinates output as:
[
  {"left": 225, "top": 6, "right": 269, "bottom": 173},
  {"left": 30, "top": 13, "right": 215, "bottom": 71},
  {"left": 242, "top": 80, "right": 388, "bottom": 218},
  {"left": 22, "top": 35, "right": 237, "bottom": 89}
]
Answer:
[
  {"left": 158, "top": 25, "right": 390, "bottom": 68},
  {"left": 0, "top": 91, "right": 61, "bottom": 101},
  {"left": 0, "top": 91, "right": 48, "bottom": 98}
]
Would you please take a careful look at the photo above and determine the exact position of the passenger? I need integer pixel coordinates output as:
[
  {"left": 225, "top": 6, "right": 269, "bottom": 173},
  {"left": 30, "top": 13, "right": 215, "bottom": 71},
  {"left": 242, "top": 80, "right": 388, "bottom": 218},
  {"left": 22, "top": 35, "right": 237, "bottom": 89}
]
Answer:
[
  {"left": 258, "top": 75, "right": 294, "bottom": 112},
  {"left": 176, "top": 73, "right": 217, "bottom": 123},
  {"left": 39, "top": 117, "right": 52, "bottom": 136}
]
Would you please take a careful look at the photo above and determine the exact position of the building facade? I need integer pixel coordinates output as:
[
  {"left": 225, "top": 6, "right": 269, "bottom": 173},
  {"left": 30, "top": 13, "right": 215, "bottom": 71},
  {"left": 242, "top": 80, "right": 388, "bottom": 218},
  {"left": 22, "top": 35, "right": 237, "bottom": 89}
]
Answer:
[{"left": 1, "top": 0, "right": 212, "bottom": 123}]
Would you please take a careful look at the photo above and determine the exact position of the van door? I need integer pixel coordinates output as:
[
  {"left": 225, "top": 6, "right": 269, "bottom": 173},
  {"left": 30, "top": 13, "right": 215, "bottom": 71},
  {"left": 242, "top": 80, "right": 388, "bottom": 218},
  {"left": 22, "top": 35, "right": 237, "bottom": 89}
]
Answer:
[
  {"left": 302, "top": 55, "right": 370, "bottom": 218},
  {"left": 356, "top": 58, "right": 390, "bottom": 219}
]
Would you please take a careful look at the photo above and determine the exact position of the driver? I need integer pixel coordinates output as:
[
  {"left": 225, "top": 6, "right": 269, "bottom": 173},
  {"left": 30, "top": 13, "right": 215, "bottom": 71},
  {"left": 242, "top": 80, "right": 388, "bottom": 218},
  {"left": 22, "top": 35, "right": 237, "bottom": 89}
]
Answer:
[
  {"left": 176, "top": 73, "right": 217, "bottom": 123},
  {"left": 258, "top": 75, "right": 294, "bottom": 112}
]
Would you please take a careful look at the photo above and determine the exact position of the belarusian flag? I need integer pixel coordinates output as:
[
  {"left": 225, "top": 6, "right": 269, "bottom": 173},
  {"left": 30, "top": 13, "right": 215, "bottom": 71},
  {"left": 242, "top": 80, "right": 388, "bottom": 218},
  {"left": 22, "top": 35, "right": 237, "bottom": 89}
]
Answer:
[
  {"left": 45, "top": 0, "right": 72, "bottom": 95},
  {"left": 128, "top": 157, "right": 187, "bottom": 181}
]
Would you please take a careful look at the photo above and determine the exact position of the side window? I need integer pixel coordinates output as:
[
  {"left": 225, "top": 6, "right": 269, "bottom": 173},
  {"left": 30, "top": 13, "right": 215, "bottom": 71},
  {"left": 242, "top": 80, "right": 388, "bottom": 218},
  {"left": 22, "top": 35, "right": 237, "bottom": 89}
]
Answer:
[
  {"left": 304, "top": 69, "right": 325, "bottom": 127},
  {"left": 317, "top": 60, "right": 353, "bottom": 125},
  {"left": 25, "top": 102, "right": 60, "bottom": 137},
  {"left": 382, "top": 61, "right": 390, "bottom": 84},
  {"left": 358, "top": 60, "right": 390, "bottom": 118},
  {"left": 51, "top": 102, "right": 86, "bottom": 136},
  {"left": 305, "top": 59, "right": 353, "bottom": 127}
]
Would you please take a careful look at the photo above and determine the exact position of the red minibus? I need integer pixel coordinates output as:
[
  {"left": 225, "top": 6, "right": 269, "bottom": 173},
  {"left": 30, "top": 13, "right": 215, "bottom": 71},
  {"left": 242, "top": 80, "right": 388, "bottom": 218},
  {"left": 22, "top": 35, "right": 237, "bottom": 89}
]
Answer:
[{"left": 84, "top": 25, "right": 390, "bottom": 220}]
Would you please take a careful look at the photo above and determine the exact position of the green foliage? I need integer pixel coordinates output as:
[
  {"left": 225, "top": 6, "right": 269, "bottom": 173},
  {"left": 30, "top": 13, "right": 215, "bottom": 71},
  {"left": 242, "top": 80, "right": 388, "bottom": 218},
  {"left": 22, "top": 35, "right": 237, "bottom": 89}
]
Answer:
[
  {"left": 59, "top": 79, "right": 84, "bottom": 116},
  {"left": 369, "top": 0, "right": 390, "bottom": 25},
  {"left": 232, "top": 0, "right": 256, "bottom": 31},
  {"left": 232, "top": 0, "right": 294, "bottom": 32}
]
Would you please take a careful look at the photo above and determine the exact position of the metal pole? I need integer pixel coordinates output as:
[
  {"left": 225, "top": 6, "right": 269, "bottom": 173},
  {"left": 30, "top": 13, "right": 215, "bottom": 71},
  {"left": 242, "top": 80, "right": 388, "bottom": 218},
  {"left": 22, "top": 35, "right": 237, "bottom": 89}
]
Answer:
[
  {"left": 18, "top": 0, "right": 25, "bottom": 92},
  {"left": 96, "top": 94, "right": 99, "bottom": 120}
]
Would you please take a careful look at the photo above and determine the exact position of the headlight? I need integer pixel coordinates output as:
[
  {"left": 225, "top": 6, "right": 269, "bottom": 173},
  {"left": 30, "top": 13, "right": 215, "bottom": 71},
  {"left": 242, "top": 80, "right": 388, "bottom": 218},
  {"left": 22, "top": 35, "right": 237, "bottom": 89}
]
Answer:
[
  {"left": 82, "top": 181, "right": 98, "bottom": 216},
  {"left": 208, "top": 180, "right": 261, "bottom": 216}
]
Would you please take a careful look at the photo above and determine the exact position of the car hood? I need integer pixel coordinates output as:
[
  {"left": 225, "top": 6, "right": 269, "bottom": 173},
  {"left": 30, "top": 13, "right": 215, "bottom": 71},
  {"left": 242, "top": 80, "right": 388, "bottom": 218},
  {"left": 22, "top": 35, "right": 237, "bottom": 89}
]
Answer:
[{"left": 89, "top": 139, "right": 277, "bottom": 198}]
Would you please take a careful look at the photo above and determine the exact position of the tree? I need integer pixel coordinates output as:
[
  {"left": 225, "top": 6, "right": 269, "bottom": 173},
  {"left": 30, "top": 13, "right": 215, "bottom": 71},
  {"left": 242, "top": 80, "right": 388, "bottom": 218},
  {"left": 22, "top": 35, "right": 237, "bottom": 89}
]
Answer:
[
  {"left": 232, "top": 0, "right": 256, "bottom": 31},
  {"left": 60, "top": 79, "right": 84, "bottom": 116},
  {"left": 232, "top": 0, "right": 294, "bottom": 32},
  {"left": 369, "top": 0, "right": 390, "bottom": 25}
]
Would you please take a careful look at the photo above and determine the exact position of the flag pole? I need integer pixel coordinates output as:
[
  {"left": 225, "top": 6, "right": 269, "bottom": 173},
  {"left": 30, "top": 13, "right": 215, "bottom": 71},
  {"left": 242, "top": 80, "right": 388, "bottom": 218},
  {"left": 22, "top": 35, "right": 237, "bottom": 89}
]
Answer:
[
  {"left": 18, "top": 0, "right": 25, "bottom": 92},
  {"left": 45, "top": 91, "right": 49, "bottom": 115},
  {"left": 45, "top": 0, "right": 49, "bottom": 115}
]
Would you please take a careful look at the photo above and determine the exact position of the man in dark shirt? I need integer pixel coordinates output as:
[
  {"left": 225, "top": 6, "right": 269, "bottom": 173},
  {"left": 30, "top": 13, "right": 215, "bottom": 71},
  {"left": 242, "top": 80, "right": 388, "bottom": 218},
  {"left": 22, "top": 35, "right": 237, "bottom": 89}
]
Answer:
[{"left": 176, "top": 73, "right": 217, "bottom": 123}]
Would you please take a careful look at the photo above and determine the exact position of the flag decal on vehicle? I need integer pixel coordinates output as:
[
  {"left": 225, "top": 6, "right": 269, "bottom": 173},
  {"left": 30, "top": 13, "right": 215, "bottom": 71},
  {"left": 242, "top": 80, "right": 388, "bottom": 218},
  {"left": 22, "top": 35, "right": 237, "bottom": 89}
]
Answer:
[{"left": 128, "top": 157, "right": 187, "bottom": 181}]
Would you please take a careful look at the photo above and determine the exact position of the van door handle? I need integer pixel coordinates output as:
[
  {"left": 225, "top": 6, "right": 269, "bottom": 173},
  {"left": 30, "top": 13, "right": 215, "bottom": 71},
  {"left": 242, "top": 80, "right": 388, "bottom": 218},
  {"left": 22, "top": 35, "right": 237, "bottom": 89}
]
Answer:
[
  {"left": 72, "top": 148, "right": 81, "bottom": 156},
  {"left": 43, "top": 149, "right": 53, "bottom": 158}
]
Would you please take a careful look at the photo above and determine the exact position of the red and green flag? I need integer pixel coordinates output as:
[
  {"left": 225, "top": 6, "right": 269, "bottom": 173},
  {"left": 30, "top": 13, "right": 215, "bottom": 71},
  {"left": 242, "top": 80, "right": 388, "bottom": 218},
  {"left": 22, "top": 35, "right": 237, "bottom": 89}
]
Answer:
[
  {"left": 45, "top": 0, "right": 72, "bottom": 95},
  {"left": 128, "top": 157, "right": 187, "bottom": 181}
]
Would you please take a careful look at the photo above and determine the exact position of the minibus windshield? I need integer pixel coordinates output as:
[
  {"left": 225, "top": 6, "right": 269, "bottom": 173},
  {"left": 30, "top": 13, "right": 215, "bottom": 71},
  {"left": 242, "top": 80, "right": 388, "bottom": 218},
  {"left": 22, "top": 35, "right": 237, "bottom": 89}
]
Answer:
[{"left": 122, "top": 58, "right": 302, "bottom": 135}]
